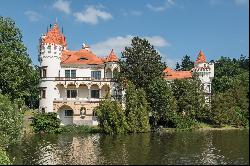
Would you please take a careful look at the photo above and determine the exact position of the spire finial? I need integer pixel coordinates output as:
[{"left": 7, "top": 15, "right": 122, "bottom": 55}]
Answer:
[{"left": 55, "top": 17, "right": 58, "bottom": 24}]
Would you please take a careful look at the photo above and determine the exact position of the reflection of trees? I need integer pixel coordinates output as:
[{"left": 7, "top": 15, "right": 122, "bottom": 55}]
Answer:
[{"left": 98, "top": 133, "right": 151, "bottom": 165}]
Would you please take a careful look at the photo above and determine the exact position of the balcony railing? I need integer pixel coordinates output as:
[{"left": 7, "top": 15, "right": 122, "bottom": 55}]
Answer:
[
  {"left": 40, "top": 77, "right": 116, "bottom": 82},
  {"left": 53, "top": 97, "right": 107, "bottom": 103}
]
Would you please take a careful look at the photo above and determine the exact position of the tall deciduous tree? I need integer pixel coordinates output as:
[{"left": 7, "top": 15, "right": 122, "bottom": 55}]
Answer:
[
  {"left": 119, "top": 36, "right": 166, "bottom": 89},
  {"left": 180, "top": 55, "right": 194, "bottom": 71},
  {"left": 0, "top": 17, "right": 39, "bottom": 105},
  {"left": 145, "top": 78, "right": 177, "bottom": 127},
  {"left": 171, "top": 76, "right": 208, "bottom": 123},
  {"left": 125, "top": 81, "right": 150, "bottom": 133}
]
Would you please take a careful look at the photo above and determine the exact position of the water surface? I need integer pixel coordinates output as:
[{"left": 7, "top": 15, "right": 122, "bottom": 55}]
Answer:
[{"left": 8, "top": 129, "right": 249, "bottom": 165}]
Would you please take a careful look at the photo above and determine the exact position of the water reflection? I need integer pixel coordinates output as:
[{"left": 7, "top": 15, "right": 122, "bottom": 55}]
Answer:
[{"left": 8, "top": 129, "right": 249, "bottom": 165}]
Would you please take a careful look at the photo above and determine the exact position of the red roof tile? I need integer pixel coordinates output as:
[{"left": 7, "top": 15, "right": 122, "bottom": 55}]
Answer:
[
  {"left": 163, "top": 67, "right": 192, "bottom": 80},
  {"left": 61, "top": 49, "right": 104, "bottom": 65},
  {"left": 42, "top": 23, "right": 67, "bottom": 47},
  {"left": 106, "top": 49, "right": 118, "bottom": 62},
  {"left": 195, "top": 50, "right": 206, "bottom": 64}
]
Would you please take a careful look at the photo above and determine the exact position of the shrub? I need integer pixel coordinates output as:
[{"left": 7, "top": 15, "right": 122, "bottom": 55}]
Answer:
[
  {"left": 0, "top": 94, "right": 23, "bottom": 147},
  {"left": 0, "top": 148, "right": 11, "bottom": 165},
  {"left": 31, "top": 112, "right": 61, "bottom": 133},
  {"left": 95, "top": 97, "right": 128, "bottom": 134}
]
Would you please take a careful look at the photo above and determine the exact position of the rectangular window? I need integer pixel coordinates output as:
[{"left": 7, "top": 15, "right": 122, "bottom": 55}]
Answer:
[
  {"left": 91, "top": 71, "right": 101, "bottom": 80},
  {"left": 71, "top": 70, "right": 76, "bottom": 78},
  {"left": 65, "top": 70, "right": 76, "bottom": 78},
  {"left": 65, "top": 110, "right": 73, "bottom": 116},
  {"left": 65, "top": 70, "right": 70, "bottom": 78},
  {"left": 42, "top": 69, "right": 47, "bottom": 78},
  {"left": 67, "top": 90, "right": 77, "bottom": 98},
  {"left": 41, "top": 89, "right": 46, "bottom": 98},
  {"left": 91, "top": 90, "right": 100, "bottom": 98}
]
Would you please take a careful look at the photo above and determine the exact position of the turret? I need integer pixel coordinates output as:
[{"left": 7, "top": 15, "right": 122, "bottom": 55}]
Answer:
[{"left": 39, "top": 23, "right": 67, "bottom": 112}]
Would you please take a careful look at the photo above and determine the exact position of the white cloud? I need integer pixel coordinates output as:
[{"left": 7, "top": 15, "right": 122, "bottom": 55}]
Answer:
[
  {"left": 73, "top": 6, "right": 113, "bottom": 25},
  {"left": 24, "top": 11, "right": 42, "bottom": 22},
  {"left": 147, "top": 0, "right": 176, "bottom": 12},
  {"left": 53, "top": 0, "right": 71, "bottom": 14},
  {"left": 90, "top": 35, "right": 170, "bottom": 56}
]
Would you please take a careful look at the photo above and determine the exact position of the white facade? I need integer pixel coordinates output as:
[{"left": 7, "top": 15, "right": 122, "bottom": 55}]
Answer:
[{"left": 38, "top": 24, "right": 121, "bottom": 126}]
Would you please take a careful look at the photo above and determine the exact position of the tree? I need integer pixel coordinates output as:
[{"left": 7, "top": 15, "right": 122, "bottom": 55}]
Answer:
[
  {"left": 175, "top": 62, "right": 181, "bottom": 71},
  {"left": 180, "top": 55, "right": 194, "bottom": 71},
  {"left": 0, "top": 94, "right": 23, "bottom": 147},
  {"left": 95, "top": 97, "right": 127, "bottom": 134},
  {"left": 125, "top": 82, "right": 150, "bottom": 133},
  {"left": 119, "top": 36, "right": 166, "bottom": 89},
  {"left": 171, "top": 76, "right": 208, "bottom": 126},
  {"left": 145, "top": 78, "right": 177, "bottom": 127},
  {"left": 0, "top": 17, "right": 39, "bottom": 104}
]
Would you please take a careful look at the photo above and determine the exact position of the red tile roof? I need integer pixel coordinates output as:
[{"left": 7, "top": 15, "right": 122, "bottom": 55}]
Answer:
[
  {"left": 106, "top": 49, "right": 118, "bottom": 62},
  {"left": 195, "top": 50, "right": 206, "bottom": 64},
  {"left": 42, "top": 24, "right": 67, "bottom": 47},
  {"left": 61, "top": 49, "right": 104, "bottom": 65},
  {"left": 163, "top": 67, "right": 192, "bottom": 80}
]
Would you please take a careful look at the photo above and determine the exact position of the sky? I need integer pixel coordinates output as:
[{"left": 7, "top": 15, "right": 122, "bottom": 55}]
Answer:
[{"left": 0, "top": 0, "right": 249, "bottom": 68}]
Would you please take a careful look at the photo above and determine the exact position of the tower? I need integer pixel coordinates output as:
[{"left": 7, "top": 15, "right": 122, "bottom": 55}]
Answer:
[
  {"left": 192, "top": 50, "right": 214, "bottom": 103},
  {"left": 38, "top": 23, "right": 67, "bottom": 112}
]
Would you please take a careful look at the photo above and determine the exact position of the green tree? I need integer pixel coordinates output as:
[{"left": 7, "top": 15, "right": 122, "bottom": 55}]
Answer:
[
  {"left": 0, "top": 94, "right": 23, "bottom": 147},
  {"left": 95, "top": 97, "right": 127, "bottom": 134},
  {"left": 171, "top": 76, "right": 208, "bottom": 128},
  {"left": 145, "top": 78, "right": 177, "bottom": 127},
  {"left": 119, "top": 36, "right": 166, "bottom": 89},
  {"left": 0, "top": 17, "right": 39, "bottom": 105},
  {"left": 180, "top": 55, "right": 194, "bottom": 71},
  {"left": 125, "top": 82, "right": 150, "bottom": 133},
  {"left": 175, "top": 62, "right": 181, "bottom": 71},
  {"left": 0, "top": 148, "right": 11, "bottom": 165}
]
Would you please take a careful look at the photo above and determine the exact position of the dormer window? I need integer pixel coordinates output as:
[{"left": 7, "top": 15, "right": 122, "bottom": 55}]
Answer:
[{"left": 79, "top": 57, "right": 88, "bottom": 60}]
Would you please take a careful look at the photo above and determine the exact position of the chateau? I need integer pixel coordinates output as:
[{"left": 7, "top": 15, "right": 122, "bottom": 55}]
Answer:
[
  {"left": 38, "top": 23, "right": 121, "bottom": 125},
  {"left": 38, "top": 23, "right": 214, "bottom": 126}
]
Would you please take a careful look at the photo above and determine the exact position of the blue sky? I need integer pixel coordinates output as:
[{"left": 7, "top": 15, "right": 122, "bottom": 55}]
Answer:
[{"left": 0, "top": 0, "right": 249, "bottom": 68}]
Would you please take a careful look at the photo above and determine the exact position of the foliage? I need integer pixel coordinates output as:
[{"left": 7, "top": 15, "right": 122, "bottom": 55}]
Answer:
[
  {"left": 0, "top": 16, "right": 39, "bottom": 107},
  {"left": 95, "top": 97, "right": 128, "bottom": 134},
  {"left": 180, "top": 55, "right": 194, "bottom": 71},
  {"left": 145, "top": 78, "right": 177, "bottom": 127},
  {"left": 0, "top": 148, "right": 11, "bottom": 165},
  {"left": 60, "top": 124, "right": 101, "bottom": 134},
  {"left": 175, "top": 62, "right": 181, "bottom": 71},
  {"left": 211, "top": 56, "right": 249, "bottom": 127},
  {"left": 125, "top": 82, "right": 150, "bottom": 133},
  {"left": 0, "top": 94, "right": 23, "bottom": 147},
  {"left": 119, "top": 36, "right": 166, "bottom": 88},
  {"left": 31, "top": 112, "right": 62, "bottom": 133},
  {"left": 168, "top": 76, "right": 210, "bottom": 129}
]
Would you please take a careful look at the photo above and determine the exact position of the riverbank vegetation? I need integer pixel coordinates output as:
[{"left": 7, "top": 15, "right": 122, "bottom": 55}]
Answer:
[{"left": 0, "top": 16, "right": 249, "bottom": 163}]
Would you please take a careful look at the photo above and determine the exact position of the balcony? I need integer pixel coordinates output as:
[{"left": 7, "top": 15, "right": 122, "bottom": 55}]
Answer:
[
  {"left": 40, "top": 77, "right": 116, "bottom": 82},
  {"left": 53, "top": 97, "right": 106, "bottom": 103}
]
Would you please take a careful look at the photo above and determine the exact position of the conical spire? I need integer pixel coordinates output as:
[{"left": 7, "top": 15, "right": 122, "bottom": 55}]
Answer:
[
  {"left": 195, "top": 50, "right": 206, "bottom": 63},
  {"left": 106, "top": 49, "right": 118, "bottom": 62},
  {"left": 41, "top": 23, "right": 67, "bottom": 47}
]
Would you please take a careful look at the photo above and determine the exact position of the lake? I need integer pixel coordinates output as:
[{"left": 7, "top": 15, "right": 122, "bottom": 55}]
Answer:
[{"left": 8, "top": 129, "right": 249, "bottom": 165}]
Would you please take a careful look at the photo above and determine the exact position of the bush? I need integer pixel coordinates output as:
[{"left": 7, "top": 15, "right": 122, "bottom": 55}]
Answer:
[
  {"left": 0, "top": 148, "right": 11, "bottom": 165},
  {"left": 31, "top": 112, "right": 61, "bottom": 133},
  {"left": 95, "top": 97, "right": 128, "bottom": 134},
  {"left": 0, "top": 94, "right": 23, "bottom": 147}
]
